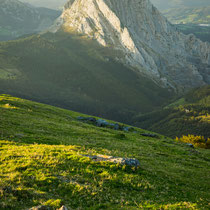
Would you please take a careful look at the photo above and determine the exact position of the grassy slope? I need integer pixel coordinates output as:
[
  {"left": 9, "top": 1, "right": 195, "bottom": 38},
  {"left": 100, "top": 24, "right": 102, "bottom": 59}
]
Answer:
[
  {"left": 0, "top": 94, "right": 210, "bottom": 209},
  {"left": 0, "top": 32, "right": 172, "bottom": 123},
  {"left": 133, "top": 85, "right": 210, "bottom": 138}
]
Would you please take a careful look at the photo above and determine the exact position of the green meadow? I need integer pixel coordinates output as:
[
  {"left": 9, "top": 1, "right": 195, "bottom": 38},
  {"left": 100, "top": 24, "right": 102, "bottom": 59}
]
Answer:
[{"left": 0, "top": 94, "right": 210, "bottom": 209}]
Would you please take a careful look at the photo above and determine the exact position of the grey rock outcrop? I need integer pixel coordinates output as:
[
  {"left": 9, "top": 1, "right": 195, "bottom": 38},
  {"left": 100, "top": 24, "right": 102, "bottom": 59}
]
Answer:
[
  {"left": 51, "top": 0, "right": 210, "bottom": 91},
  {"left": 140, "top": 133, "right": 158, "bottom": 138},
  {"left": 77, "top": 116, "right": 134, "bottom": 131},
  {"left": 82, "top": 154, "right": 140, "bottom": 168}
]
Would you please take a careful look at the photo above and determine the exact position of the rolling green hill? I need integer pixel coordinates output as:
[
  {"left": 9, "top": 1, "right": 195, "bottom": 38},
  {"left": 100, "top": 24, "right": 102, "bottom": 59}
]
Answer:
[
  {"left": 133, "top": 85, "right": 210, "bottom": 138},
  {"left": 150, "top": 1, "right": 210, "bottom": 43},
  {"left": 0, "top": 32, "right": 173, "bottom": 123},
  {"left": 163, "top": 7, "right": 210, "bottom": 24},
  {"left": 151, "top": 0, "right": 210, "bottom": 10},
  {"left": 0, "top": 94, "right": 210, "bottom": 209}
]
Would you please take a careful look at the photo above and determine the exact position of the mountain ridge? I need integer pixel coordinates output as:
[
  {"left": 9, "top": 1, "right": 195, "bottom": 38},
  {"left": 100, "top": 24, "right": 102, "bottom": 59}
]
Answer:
[
  {"left": 0, "top": 0, "right": 61, "bottom": 41},
  {"left": 50, "top": 0, "right": 210, "bottom": 91}
]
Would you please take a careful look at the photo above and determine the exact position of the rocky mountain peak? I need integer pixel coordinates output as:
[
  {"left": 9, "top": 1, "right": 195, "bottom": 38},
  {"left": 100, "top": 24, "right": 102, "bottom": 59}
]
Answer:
[{"left": 51, "top": 0, "right": 210, "bottom": 91}]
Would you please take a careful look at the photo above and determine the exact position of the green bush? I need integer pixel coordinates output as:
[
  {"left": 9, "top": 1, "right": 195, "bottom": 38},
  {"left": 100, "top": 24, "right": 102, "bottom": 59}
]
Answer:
[{"left": 176, "top": 135, "right": 210, "bottom": 149}]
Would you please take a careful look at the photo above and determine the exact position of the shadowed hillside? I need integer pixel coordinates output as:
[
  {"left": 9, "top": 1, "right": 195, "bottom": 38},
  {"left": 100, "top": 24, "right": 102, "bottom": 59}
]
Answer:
[
  {"left": 0, "top": 32, "right": 173, "bottom": 123},
  {"left": 133, "top": 85, "right": 210, "bottom": 138}
]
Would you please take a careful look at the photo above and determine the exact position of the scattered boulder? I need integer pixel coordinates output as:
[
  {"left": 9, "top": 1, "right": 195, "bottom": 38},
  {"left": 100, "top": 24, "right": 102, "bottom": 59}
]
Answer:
[
  {"left": 123, "top": 127, "right": 133, "bottom": 132},
  {"left": 77, "top": 116, "right": 86, "bottom": 120},
  {"left": 77, "top": 116, "right": 135, "bottom": 132},
  {"left": 82, "top": 154, "right": 140, "bottom": 168},
  {"left": 96, "top": 119, "right": 109, "bottom": 127},
  {"left": 113, "top": 123, "right": 120, "bottom": 130},
  {"left": 88, "top": 117, "right": 97, "bottom": 123},
  {"left": 123, "top": 127, "right": 129, "bottom": 132},
  {"left": 123, "top": 158, "right": 140, "bottom": 167},
  {"left": 140, "top": 133, "right": 158, "bottom": 138},
  {"left": 77, "top": 116, "right": 96, "bottom": 123}
]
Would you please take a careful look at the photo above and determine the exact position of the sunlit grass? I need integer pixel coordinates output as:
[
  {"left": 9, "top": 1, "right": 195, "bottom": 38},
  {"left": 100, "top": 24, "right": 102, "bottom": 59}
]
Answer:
[
  {"left": 0, "top": 95, "right": 210, "bottom": 209},
  {"left": 0, "top": 103, "right": 19, "bottom": 109}
]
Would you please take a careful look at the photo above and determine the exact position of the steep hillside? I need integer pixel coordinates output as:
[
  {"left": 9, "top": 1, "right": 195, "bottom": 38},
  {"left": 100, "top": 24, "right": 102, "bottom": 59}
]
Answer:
[
  {"left": 133, "top": 85, "right": 210, "bottom": 138},
  {"left": 0, "top": 94, "right": 210, "bottom": 209},
  {"left": 0, "top": 32, "right": 172, "bottom": 123},
  {"left": 163, "top": 7, "right": 210, "bottom": 24},
  {"left": 0, "top": 0, "right": 61, "bottom": 41}
]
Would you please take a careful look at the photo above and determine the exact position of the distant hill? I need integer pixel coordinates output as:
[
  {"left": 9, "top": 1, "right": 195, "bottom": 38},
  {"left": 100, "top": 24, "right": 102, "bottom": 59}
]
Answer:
[
  {"left": 151, "top": 0, "right": 210, "bottom": 10},
  {"left": 0, "top": 0, "right": 61, "bottom": 41},
  {"left": 150, "top": 1, "right": 210, "bottom": 43},
  {"left": 162, "top": 7, "right": 210, "bottom": 24},
  {"left": 20, "top": 0, "right": 67, "bottom": 10},
  {"left": 0, "top": 94, "right": 210, "bottom": 209},
  {"left": 133, "top": 85, "right": 210, "bottom": 138},
  {"left": 151, "top": 1, "right": 210, "bottom": 42}
]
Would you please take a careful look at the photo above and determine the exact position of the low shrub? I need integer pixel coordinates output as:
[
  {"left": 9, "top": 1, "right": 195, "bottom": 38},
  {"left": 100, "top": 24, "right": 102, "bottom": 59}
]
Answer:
[{"left": 176, "top": 134, "right": 210, "bottom": 149}]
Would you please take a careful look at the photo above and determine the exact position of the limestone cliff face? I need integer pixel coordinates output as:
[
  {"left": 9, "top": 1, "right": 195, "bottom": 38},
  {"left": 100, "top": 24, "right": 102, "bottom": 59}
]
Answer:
[{"left": 51, "top": 0, "right": 210, "bottom": 90}]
